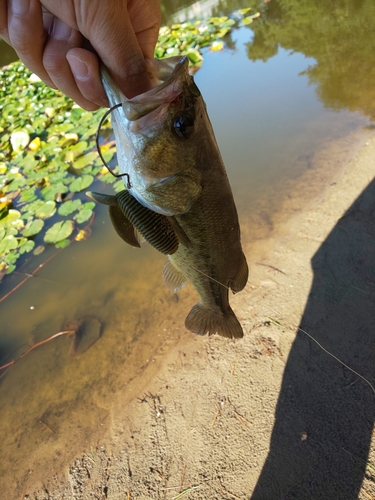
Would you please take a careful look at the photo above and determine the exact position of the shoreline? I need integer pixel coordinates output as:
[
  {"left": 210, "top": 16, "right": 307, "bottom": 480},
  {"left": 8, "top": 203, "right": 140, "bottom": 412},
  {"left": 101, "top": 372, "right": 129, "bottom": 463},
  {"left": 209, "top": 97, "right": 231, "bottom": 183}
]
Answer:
[{"left": 11, "top": 129, "right": 375, "bottom": 498}]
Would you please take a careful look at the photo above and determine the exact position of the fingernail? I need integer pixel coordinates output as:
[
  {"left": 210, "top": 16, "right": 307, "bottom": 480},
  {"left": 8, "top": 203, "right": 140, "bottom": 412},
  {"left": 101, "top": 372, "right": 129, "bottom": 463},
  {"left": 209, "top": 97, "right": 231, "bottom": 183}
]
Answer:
[{"left": 67, "top": 54, "right": 89, "bottom": 81}]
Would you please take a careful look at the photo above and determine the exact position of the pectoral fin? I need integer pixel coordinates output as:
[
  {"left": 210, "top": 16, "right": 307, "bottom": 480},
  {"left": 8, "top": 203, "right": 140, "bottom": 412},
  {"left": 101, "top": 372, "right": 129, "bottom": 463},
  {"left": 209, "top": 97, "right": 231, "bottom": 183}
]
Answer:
[
  {"left": 168, "top": 217, "right": 191, "bottom": 247},
  {"left": 162, "top": 256, "right": 187, "bottom": 293},
  {"left": 231, "top": 252, "right": 249, "bottom": 293},
  {"left": 108, "top": 206, "right": 140, "bottom": 248}
]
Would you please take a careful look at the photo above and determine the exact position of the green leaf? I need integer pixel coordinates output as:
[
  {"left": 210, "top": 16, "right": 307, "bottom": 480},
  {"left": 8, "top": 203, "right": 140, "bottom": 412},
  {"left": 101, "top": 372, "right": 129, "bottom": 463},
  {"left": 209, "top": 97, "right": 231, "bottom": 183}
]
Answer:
[
  {"left": 70, "top": 174, "right": 94, "bottom": 192},
  {"left": 5, "top": 251, "right": 19, "bottom": 264},
  {"left": 40, "top": 183, "right": 68, "bottom": 201},
  {"left": 44, "top": 220, "right": 74, "bottom": 244},
  {"left": 74, "top": 208, "right": 93, "bottom": 224},
  {"left": 0, "top": 235, "right": 18, "bottom": 254},
  {"left": 240, "top": 17, "right": 254, "bottom": 26},
  {"left": 22, "top": 219, "right": 44, "bottom": 237},
  {"left": 55, "top": 238, "right": 71, "bottom": 249},
  {"left": 19, "top": 188, "right": 38, "bottom": 203},
  {"left": 35, "top": 200, "right": 56, "bottom": 219},
  {"left": 6, "top": 264, "right": 16, "bottom": 275},
  {"left": 74, "top": 151, "right": 98, "bottom": 169},
  {"left": 113, "top": 180, "right": 126, "bottom": 193},
  {"left": 0, "top": 209, "right": 21, "bottom": 227},
  {"left": 33, "top": 245, "right": 45, "bottom": 255},
  {"left": 186, "top": 49, "right": 203, "bottom": 65},
  {"left": 19, "top": 239, "right": 35, "bottom": 254},
  {"left": 57, "top": 199, "right": 82, "bottom": 216},
  {"left": 69, "top": 141, "right": 88, "bottom": 158}
]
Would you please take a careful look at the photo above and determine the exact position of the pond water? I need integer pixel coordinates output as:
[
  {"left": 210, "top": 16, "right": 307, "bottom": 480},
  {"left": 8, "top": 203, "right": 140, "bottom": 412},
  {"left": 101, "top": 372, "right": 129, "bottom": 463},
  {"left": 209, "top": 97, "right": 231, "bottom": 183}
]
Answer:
[{"left": 1, "top": 0, "right": 375, "bottom": 495}]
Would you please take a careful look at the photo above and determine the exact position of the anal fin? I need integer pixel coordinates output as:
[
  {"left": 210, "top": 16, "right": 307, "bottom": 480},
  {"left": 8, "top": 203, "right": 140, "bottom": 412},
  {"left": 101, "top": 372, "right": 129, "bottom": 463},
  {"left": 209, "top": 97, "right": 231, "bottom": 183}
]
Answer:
[{"left": 162, "top": 257, "right": 187, "bottom": 293}]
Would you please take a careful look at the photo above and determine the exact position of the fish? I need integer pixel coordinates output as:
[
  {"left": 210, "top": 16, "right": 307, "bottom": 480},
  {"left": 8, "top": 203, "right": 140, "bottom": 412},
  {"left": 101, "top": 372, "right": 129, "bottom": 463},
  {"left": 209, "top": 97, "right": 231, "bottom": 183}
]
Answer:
[{"left": 89, "top": 56, "right": 248, "bottom": 339}]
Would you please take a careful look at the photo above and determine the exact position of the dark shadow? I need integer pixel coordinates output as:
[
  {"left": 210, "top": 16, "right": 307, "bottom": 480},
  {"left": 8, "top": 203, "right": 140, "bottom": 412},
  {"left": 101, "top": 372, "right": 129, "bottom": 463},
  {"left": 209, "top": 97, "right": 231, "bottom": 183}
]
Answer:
[{"left": 251, "top": 178, "right": 375, "bottom": 499}]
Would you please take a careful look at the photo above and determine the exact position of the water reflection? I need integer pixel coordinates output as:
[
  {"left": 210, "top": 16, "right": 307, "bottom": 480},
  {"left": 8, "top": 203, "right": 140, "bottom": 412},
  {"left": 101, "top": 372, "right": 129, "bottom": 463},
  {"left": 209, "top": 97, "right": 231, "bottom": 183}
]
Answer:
[{"left": 245, "top": 0, "right": 375, "bottom": 119}]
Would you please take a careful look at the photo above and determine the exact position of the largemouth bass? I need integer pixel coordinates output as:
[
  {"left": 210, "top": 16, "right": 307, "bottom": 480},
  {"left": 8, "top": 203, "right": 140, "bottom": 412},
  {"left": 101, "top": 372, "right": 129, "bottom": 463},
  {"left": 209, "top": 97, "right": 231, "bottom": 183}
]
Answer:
[{"left": 90, "top": 56, "right": 248, "bottom": 339}]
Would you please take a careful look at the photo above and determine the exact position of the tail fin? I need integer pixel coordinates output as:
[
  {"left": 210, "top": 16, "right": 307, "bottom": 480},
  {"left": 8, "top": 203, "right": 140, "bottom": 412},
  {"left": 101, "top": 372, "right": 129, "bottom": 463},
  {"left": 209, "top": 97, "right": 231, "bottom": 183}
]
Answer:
[{"left": 185, "top": 303, "right": 244, "bottom": 339}]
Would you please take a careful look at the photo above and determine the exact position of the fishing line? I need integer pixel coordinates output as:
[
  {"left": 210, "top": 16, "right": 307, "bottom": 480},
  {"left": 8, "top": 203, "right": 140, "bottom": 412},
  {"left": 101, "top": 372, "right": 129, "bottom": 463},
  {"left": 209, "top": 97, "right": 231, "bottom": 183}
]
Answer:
[
  {"left": 264, "top": 307, "right": 375, "bottom": 395},
  {"left": 96, "top": 103, "right": 132, "bottom": 188},
  {"left": 297, "top": 325, "right": 375, "bottom": 395},
  {"left": 188, "top": 264, "right": 230, "bottom": 290}
]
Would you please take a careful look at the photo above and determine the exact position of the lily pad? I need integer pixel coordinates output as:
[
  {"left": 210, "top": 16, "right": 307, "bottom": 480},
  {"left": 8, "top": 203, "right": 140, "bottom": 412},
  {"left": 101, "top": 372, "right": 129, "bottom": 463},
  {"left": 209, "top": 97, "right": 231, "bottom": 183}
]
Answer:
[
  {"left": 0, "top": 235, "right": 18, "bottom": 254},
  {"left": 58, "top": 199, "right": 82, "bottom": 216},
  {"left": 55, "top": 238, "right": 71, "bottom": 249},
  {"left": 74, "top": 152, "right": 98, "bottom": 169},
  {"left": 0, "top": 209, "right": 21, "bottom": 226},
  {"left": 22, "top": 219, "right": 44, "bottom": 237},
  {"left": 40, "top": 183, "right": 68, "bottom": 201},
  {"left": 35, "top": 200, "right": 56, "bottom": 219},
  {"left": 19, "top": 239, "right": 35, "bottom": 254},
  {"left": 44, "top": 220, "right": 74, "bottom": 244},
  {"left": 33, "top": 245, "right": 45, "bottom": 255},
  {"left": 74, "top": 208, "right": 93, "bottom": 224},
  {"left": 70, "top": 174, "right": 94, "bottom": 192}
]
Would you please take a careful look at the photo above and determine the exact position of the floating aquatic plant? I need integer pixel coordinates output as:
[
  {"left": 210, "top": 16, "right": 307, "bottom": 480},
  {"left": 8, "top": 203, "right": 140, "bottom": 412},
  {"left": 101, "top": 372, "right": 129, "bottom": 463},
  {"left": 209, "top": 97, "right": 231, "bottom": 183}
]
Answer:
[
  {"left": 0, "top": 64, "right": 117, "bottom": 276},
  {"left": 155, "top": 16, "right": 236, "bottom": 64},
  {"left": 0, "top": 10, "right": 259, "bottom": 279}
]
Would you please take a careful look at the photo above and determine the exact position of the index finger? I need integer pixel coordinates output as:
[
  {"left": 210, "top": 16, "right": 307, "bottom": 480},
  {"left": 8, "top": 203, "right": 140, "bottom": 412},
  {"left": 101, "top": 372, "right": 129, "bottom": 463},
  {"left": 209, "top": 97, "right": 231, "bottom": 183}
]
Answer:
[{"left": 40, "top": 0, "right": 154, "bottom": 98}]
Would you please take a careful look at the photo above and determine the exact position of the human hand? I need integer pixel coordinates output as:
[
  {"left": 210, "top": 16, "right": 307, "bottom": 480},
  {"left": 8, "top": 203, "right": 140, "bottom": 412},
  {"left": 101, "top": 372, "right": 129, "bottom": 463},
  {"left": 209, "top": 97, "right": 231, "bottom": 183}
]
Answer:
[{"left": 0, "top": 0, "right": 161, "bottom": 110}]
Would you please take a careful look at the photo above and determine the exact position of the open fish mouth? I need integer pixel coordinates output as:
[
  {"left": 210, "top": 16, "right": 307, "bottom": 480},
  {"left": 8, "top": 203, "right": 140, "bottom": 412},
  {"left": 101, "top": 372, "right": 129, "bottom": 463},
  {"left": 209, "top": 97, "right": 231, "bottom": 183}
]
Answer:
[
  {"left": 121, "top": 57, "right": 191, "bottom": 121},
  {"left": 101, "top": 56, "right": 193, "bottom": 120}
]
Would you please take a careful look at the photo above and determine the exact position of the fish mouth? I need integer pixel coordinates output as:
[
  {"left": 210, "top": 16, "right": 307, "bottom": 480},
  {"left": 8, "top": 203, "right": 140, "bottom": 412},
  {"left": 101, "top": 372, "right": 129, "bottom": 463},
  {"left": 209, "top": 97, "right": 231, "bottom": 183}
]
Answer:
[
  {"left": 122, "top": 57, "right": 194, "bottom": 121},
  {"left": 101, "top": 56, "right": 200, "bottom": 121}
]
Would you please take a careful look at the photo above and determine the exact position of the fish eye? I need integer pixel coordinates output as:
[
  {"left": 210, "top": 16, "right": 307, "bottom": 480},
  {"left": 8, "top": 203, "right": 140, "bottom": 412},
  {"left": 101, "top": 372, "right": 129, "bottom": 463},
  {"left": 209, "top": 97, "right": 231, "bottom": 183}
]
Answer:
[{"left": 173, "top": 113, "right": 195, "bottom": 139}]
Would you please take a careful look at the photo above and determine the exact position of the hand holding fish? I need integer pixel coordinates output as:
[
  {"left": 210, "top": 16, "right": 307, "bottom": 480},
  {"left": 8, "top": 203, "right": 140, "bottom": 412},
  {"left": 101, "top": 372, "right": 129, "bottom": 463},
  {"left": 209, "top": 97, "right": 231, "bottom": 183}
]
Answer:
[{"left": 0, "top": 0, "right": 161, "bottom": 109}]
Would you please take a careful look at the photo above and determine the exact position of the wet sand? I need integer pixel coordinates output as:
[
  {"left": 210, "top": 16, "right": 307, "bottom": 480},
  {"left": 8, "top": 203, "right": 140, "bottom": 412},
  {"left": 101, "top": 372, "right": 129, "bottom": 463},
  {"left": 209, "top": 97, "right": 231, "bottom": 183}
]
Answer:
[{"left": 10, "top": 129, "right": 375, "bottom": 499}]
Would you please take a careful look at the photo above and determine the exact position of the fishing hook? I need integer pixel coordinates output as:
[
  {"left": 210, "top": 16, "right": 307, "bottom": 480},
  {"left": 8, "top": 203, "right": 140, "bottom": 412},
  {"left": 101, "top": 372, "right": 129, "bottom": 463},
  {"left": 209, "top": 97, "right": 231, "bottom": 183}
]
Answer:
[{"left": 96, "top": 102, "right": 131, "bottom": 188}]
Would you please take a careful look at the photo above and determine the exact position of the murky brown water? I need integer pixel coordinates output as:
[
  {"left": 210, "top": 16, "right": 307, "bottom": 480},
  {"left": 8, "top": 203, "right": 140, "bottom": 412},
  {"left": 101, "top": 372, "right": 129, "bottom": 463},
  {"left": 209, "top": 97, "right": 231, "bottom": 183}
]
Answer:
[{"left": 1, "top": 0, "right": 375, "bottom": 495}]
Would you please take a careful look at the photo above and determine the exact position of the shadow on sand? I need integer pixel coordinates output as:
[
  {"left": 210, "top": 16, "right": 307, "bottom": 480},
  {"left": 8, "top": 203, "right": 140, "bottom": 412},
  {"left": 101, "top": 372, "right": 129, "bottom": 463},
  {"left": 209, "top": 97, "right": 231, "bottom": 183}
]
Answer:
[{"left": 251, "top": 179, "right": 375, "bottom": 499}]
